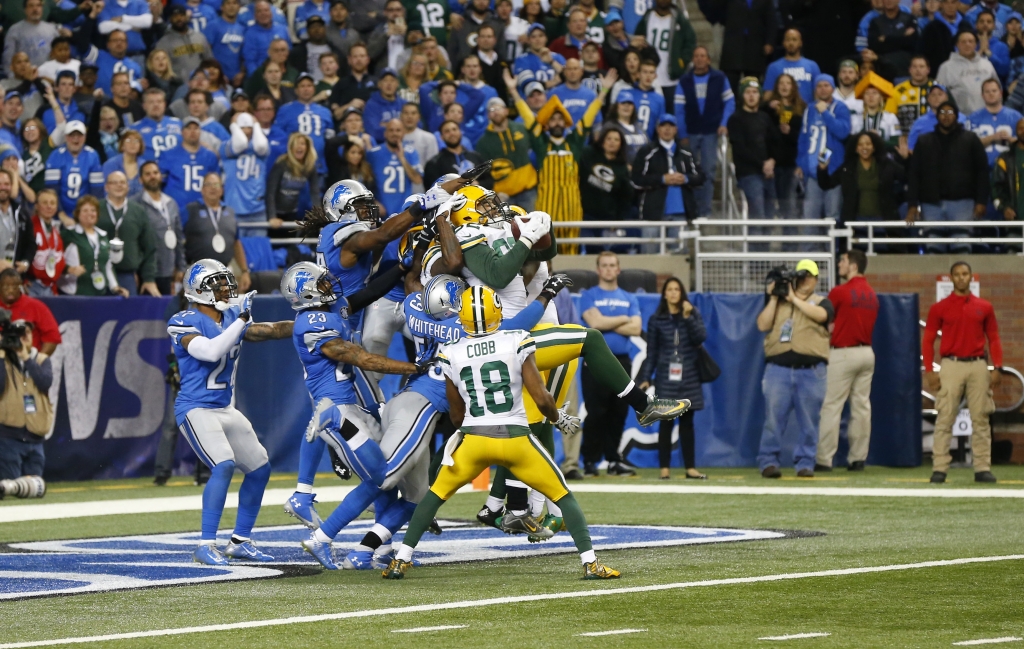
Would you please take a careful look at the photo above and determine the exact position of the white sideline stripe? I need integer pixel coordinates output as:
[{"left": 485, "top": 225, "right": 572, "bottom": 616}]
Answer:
[
  {"left": 953, "top": 638, "right": 1023, "bottom": 646},
  {"left": 759, "top": 633, "right": 831, "bottom": 640},
  {"left": 1, "top": 555, "right": 1022, "bottom": 649},
  {"left": 391, "top": 625, "right": 467, "bottom": 634},
  {"left": 577, "top": 629, "right": 647, "bottom": 637},
  {"left": 567, "top": 485, "right": 1024, "bottom": 499}
]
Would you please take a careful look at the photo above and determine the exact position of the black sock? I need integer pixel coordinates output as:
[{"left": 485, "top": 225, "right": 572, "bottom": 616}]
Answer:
[
  {"left": 625, "top": 385, "right": 650, "bottom": 412},
  {"left": 359, "top": 531, "right": 384, "bottom": 550},
  {"left": 230, "top": 535, "right": 248, "bottom": 545},
  {"left": 505, "top": 484, "right": 528, "bottom": 511}
]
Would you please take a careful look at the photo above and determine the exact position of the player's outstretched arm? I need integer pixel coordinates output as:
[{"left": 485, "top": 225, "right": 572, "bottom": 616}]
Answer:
[
  {"left": 430, "top": 212, "right": 464, "bottom": 276},
  {"left": 522, "top": 355, "right": 558, "bottom": 421},
  {"left": 445, "top": 376, "right": 467, "bottom": 429},
  {"left": 243, "top": 321, "right": 294, "bottom": 341},
  {"left": 321, "top": 338, "right": 419, "bottom": 374}
]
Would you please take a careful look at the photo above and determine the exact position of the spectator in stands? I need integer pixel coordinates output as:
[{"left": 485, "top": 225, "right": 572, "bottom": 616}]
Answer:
[
  {"left": 816, "top": 249, "right": 878, "bottom": 472},
  {"left": 187, "top": 90, "right": 230, "bottom": 152},
  {"left": 548, "top": 7, "right": 590, "bottom": 62},
  {"left": 923, "top": 261, "right": 1000, "bottom": 483},
  {"left": 97, "top": 0, "right": 153, "bottom": 61},
  {"left": 45, "top": 121, "right": 104, "bottom": 221},
  {"left": 638, "top": 276, "right": 707, "bottom": 480},
  {"left": 420, "top": 79, "right": 485, "bottom": 133},
  {"left": 276, "top": 73, "right": 335, "bottom": 180},
  {"left": 74, "top": 66, "right": 100, "bottom": 121},
  {"left": 763, "top": 29, "right": 820, "bottom": 105},
  {"left": 0, "top": 57, "right": 41, "bottom": 122},
  {"left": 222, "top": 113, "right": 270, "bottom": 236},
  {"left": 0, "top": 92, "right": 25, "bottom": 155},
  {"left": 327, "top": 137, "right": 376, "bottom": 190},
  {"left": 254, "top": 94, "right": 288, "bottom": 163},
  {"left": 241, "top": 0, "right": 291, "bottom": 79},
  {"left": 26, "top": 189, "right": 63, "bottom": 296},
  {"left": 330, "top": 44, "right": 377, "bottom": 122},
  {"left": 97, "top": 170, "right": 158, "bottom": 296},
  {"left": 513, "top": 23, "right": 566, "bottom": 91},
  {"left": 97, "top": 107, "right": 123, "bottom": 160},
  {"left": 458, "top": 55, "right": 498, "bottom": 144},
  {"left": 145, "top": 51, "right": 184, "bottom": 107},
  {"left": 363, "top": 69, "right": 407, "bottom": 144},
  {"left": 798, "top": 75, "right": 852, "bottom": 224},
  {"left": 756, "top": 259, "right": 833, "bottom": 478},
  {"left": 290, "top": 17, "right": 343, "bottom": 84},
  {"left": 102, "top": 130, "right": 146, "bottom": 197},
  {"left": 20, "top": 119, "right": 51, "bottom": 198},
  {"left": 423, "top": 121, "right": 486, "bottom": 187},
  {"left": 325, "top": 1, "right": 361, "bottom": 62},
  {"left": 0, "top": 169, "right": 32, "bottom": 276},
  {"left": 580, "top": 41, "right": 605, "bottom": 92},
  {"left": 968, "top": 78, "right": 1022, "bottom": 167},
  {"left": 908, "top": 84, "right": 967, "bottom": 150},
  {"left": 245, "top": 38, "right": 300, "bottom": 99},
  {"left": 159, "top": 117, "right": 221, "bottom": 216},
  {"left": 608, "top": 89, "right": 649, "bottom": 166},
  {"left": 628, "top": 59, "right": 664, "bottom": 139},
  {"left": 136, "top": 88, "right": 181, "bottom": 163},
  {"left": 295, "top": 0, "right": 331, "bottom": 42},
  {"left": 315, "top": 54, "right": 342, "bottom": 103},
  {"left": 817, "top": 131, "right": 904, "bottom": 224},
  {"left": 579, "top": 124, "right": 632, "bottom": 252},
  {"left": 419, "top": 36, "right": 455, "bottom": 81},
  {"left": 476, "top": 95, "right": 537, "bottom": 210},
  {"left": 183, "top": 172, "right": 250, "bottom": 288},
  {"left": 580, "top": 251, "right": 641, "bottom": 477},
  {"left": 395, "top": 102, "right": 434, "bottom": 166},
  {"left": 368, "top": 119, "right": 423, "bottom": 214},
  {"left": 992, "top": 118, "right": 1024, "bottom": 221},
  {"left": 474, "top": 24, "right": 509, "bottom": 105},
  {"left": 1, "top": 261, "right": 58, "bottom": 353},
  {"left": 674, "top": 46, "right": 733, "bottom": 219},
  {"left": 906, "top": 98, "right": 988, "bottom": 253},
  {"left": 937, "top": 32, "right": 997, "bottom": 115},
  {"left": 965, "top": 0, "right": 1014, "bottom": 39},
  {"left": 600, "top": 9, "right": 631, "bottom": 74},
  {"left": 976, "top": 11, "right": 1010, "bottom": 84},
  {"left": 267, "top": 133, "right": 320, "bottom": 231},
  {"left": 59, "top": 195, "right": 130, "bottom": 296},
  {"left": 200, "top": 61, "right": 231, "bottom": 114},
  {"left": 544, "top": 0, "right": 569, "bottom": 39},
  {"left": 154, "top": 6, "right": 212, "bottom": 84},
  {"left": 259, "top": 61, "right": 298, "bottom": 109},
  {"left": 203, "top": 0, "right": 245, "bottom": 87},
  {"left": 2, "top": 0, "right": 59, "bottom": 76},
  {"left": 867, "top": 0, "right": 919, "bottom": 80},
  {"left": 853, "top": 75, "right": 901, "bottom": 148},
  {"left": 523, "top": 80, "right": 549, "bottom": 114},
  {"left": 552, "top": 58, "right": 599, "bottom": 127},
  {"left": 36, "top": 36, "right": 79, "bottom": 85},
  {"left": 1004, "top": 14, "right": 1024, "bottom": 81},
  {"left": 399, "top": 54, "right": 429, "bottom": 104},
  {"left": 833, "top": 61, "right": 863, "bottom": 125},
  {"left": 715, "top": 0, "right": 776, "bottom": 92},
  {"left": 2, "top": 150, "right": 32, "bottom": 208},
  {"left": 634, "top": 0, "right": 695, "bottom": 106},
  {"left": 449, "top": 0, "right": 500, "bottom": 67},
  {"left": 493, "top": 0, "right": 528, "bottom": 63},
  {"left": 728, "top": 77, "right": 778, "bottom": 221},
  {"left": 87, "top": 72, "right": 144, "bottom": 158},
  {"left": 138, "top": 161, "right": 184, "bottom": 296},
  {"left": 40, "top": 72, "right": 84, "bottom": 136}
]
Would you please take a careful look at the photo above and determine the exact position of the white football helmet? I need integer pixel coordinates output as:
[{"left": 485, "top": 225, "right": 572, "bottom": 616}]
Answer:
[
  {"left": 281, "top": 262, "right": 339, "bottom": 311},
  {"left": 422, "top": 273, "right": 468, "bottom": 321},
  {"left": 183, "top": 259, "right": 237, "bottom": 310},
  {"left": 323, "top": 179, "right": 380, "bottom": 224}
]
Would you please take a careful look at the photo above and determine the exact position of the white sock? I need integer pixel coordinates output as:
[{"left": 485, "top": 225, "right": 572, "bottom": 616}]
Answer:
[
  {"left": 506, "top": 479, "right": 528, "bottom": 489},
  {"left": 377, "top": 543, "right": 392, "bottom": 556},
  {"left": 509, "top": 509, "right": 527, "bottom": 516},
  {"left": 485, "top": 496, "right": 504, "bottom": 512},
  {"left": 529, "top": 489, "right": 546, "bottom": 517},
  {"left": 295, "top": 483, "right": 313, "bottom": 494},
  {"left": 354, "top": 544, "right": 373, "bottom": 553},
  {"left": 395, "top": 543, "right": 414, "bottom": 562},
  {"left": 347, "top": 431, "right": 370, "bottom": 450},
  {"left": 580, "top": 550, "right": 596, "bottom": 564},
  {"left": 616, "top": 380, "right": 636, "bottom": 399},
  {"left": 198, "top": 540, "right": 216, "bottom": 547},
  {"left": 314, "top": 528, "right": 332, "bottom": 544},
  {"left": 546, "top": 499, "right": 562, "bottom": 517},
  {"left": 370, "top": 524, "right": 392, "bottom": 544}
]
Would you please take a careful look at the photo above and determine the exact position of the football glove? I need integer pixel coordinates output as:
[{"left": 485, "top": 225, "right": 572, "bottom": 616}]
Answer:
[
  {"left": 327, "top": 445, "right": 352, "bottom": 480},
  {"left": 237, "top": 290, "right": 256, "bottom": 313},
  {"left": 515, "top": 211, "right": 551, "bottom": 248},
  {"left": 540, "top": 273, "right": 573, "bottom": 301},
  {"left": 420, "top": 185, "right": 456, "bottom": 211},
  {"left": 414, "top": 356, "right": 439, "bottom": 374},
  {"left": 554, "top": 409, "right": 581, "bottom": 436}
]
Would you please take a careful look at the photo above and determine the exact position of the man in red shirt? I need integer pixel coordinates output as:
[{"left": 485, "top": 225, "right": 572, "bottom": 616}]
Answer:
[
  {"left": 923, "top": 261, "right": 1001, "bottom": 484},
  {"left": 0, "top": 269, "right": 60, "bottom": 358},
  {"left": 816, "top": 250, "right": 879, "bottom": 472}
]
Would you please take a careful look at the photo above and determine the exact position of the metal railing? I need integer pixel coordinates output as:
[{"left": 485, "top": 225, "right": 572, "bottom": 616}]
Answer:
[
  {"left": 849, "top": 221, "right": 1024, "bottom": 255},
  {"left": 717, "top": 134, "right": 745, "bottom": 220}
]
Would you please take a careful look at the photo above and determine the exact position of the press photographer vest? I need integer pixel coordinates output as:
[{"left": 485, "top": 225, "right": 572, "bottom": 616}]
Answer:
[
  {"left": 0, "top": 358, "right": 54, "bottom": 437},
  {"left": 763, "top": 294, "right": 830, "bottom": 363}
]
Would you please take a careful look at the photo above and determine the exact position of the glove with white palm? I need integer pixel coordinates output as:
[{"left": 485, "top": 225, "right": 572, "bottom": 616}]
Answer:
[
  {"left": 553, "top": 409, "right": 581, "bottom": 436},
  {"left": 515, "top": 211, "right": 551, "bottom": 248}
]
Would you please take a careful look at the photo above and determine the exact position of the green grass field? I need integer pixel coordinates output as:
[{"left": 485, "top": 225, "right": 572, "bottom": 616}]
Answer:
[{"left": 2, "top": 466, "right": 1023, "bottom": 648}]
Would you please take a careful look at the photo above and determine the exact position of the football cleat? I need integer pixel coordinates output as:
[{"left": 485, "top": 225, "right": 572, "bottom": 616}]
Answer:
[
  {"left": 301, "top": 532, "right": 339, "bottom": 570},
  {"left": 342, "top": 550, "right": 375, "bottom": 570},
  {"left": 476, "top": 505, "right": 504, "bottom": 529},
  {"left": 503, "top": 510, "right": 554, "bottom": 539},
  {"left": 428, "top": 517, "right": 443, "bottom": 535},
  {"left": 284, "top": 492, "right": 323, "bottom": 530},
  {"left": 530, "top": 514, "right": 564, "bottom": 543},
  {"left": 637, "top": 398, "right": 691, "bottom": 427},
  {"left": 371, "top": 550, "right": 420, "bottom": 570},
  {"left": 382, "top": 558, "right": 414, "bottom": 579},
  {"left": 193, "top": 544, "right": 231, "bottom": 566},
  {"left": 583, "top": 561, "right": 621, "bottom": 580},
  {"left": 225, "top": 540, "right": 275, "bottom": 562}
]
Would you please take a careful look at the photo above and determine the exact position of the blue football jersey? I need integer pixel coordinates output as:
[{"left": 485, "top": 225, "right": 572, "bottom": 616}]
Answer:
[
  {"left": 167, "top": 307, "right": 244, "bottom": 422},
  {"left": 136, "top": 116, "right": 182, "bottom": 161},
  {"left": 274, "top": 101, "right": 335, "bottom": 175},
  {"left": 292, "top": 308, "right": 357, "bottom": 405},
  {"left": 221, "top": 140, "right": 269, "bottom": 215},
  {"left": 632, "top": 86, "right": 665, "bottom": 139},
  {"left": 41, "top": 101, "right": 85, "bottom": 136},
  {"left": 88, "top": 49, "right": 143, "bottom": 97},
  {"left": 97, "top": 0, "right": 150, "bottom": 53},
  {"left": 159, "top": 144, "right": 221, "bottom": 217},
  {"left": 44, "top": 146, "right": 104, "bottom": 215},
  {"left": 622, "top": 0, "right": 652, "bottom": 35},
  {"left": 188, "top": 3, "right": 218, "bottom": 34},
  {"left": 377, "top": 237, "right": 407, "bottom": 303},
  {"left": 513, "top": 51, "right": 566, "bottom": 90},
  {"left": 968, "top": 106, "right": 1024, "bottom": 166},
  {"left": 367, "top": 144, "right": 421, "bottom": 217},
  {"left": 317, "top": 220, "right": 374, "bottom": 298},
  {"left": 203, "top": 17, "right": 246, "bottom": 80}
]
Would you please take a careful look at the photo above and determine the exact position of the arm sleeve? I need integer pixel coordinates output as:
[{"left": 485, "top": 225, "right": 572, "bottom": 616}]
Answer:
[
  {"left": 462, "top": 239, "right": 532, "bottom": 288},
  {"left": 514, "top": 96, "right": 537, "bottom": 131},
  {"left": 347, "top": 263, "right": 406, "bottom": 313},
  {"left": 720, "top": 91, "right": 735, "bottom": 128},
  {"left": 986, "top": 305, "right": 1003, "bottom": 367},
  {"left": 26, "top": 356, "right": 53, "bottom": 394},
  {"left": 186, "top": 317, "right": 247, "bottom": 362},
  {"left": 503, "top": 300, "right": 545, "bottom": 331},
  {"left": 228, "top": 123, "right": 248, "bottom": 155},
  {"left": 122, "top": 12, "right": 153, "bottom": 28},
  {"left": 579, "top": 96, "right": 604, "bottom": 132}
]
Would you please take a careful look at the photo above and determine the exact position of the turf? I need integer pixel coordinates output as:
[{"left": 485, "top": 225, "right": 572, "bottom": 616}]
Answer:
[{"left": 2, "top": 466, "right": 1023, "bottom": 648}]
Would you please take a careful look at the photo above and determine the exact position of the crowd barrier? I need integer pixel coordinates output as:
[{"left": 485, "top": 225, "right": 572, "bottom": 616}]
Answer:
[{"left": 38, "top": 293, "right": 921, "bottom": 482}]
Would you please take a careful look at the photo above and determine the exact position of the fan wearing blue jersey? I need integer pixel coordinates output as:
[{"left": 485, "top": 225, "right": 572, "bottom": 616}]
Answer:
[
  {"left": 241, "top": 1, "right": 291, "bottom": 78},
  {"left": 186, "top": 90, "right": 231, "bottom": 153},
  {"left": 367, "top": 120, "right": 424, "bottom": 218},
  {"left": 97, "top": 0, "right": 153, "bottom": 56},
  {"left": 513, "top": 23, "right": 566, "bottom": 92},
  {"left": 763, "top": 29, "right": 821, "bottom": 105},
  {"left": 203, "top": 0, "right": 246, "bottom": 84},
  {"left": 968, "top": 78, "right": 1023, "bottom": 167},
  {"left": 362, "top": 69, "right": 406, "bottom": 144},
  {"left": 274, "top": 74, "right": 335, "bottom": 176},
  {"left": 159, "top": 117, "right": 221, "bottom": 218},
  {"left": 83, "top": 32, "right": 144, "bottom": 97},
  {"left": 552, "top": 59, "right": 601, "bottom": 128},
  {"left": 44, "top": 121, "right": 104, "bottom": 218},
  {"left": 294, "top": 0, "right": 331, "bottom": 40},
  {"left": 222, "top": 113, "right": 271, "bottom": 234},
  {"left": 632, "top": 59, "right": 666, "bottom": 138},
  {"left": 136, "top": 89, "right": 182, "bottom": 162},
  {"left": 167, "top": 259, "right": 293, "bottom": 565},
  {"left": 40, "top": 72, "right": 85, "bottom": 136}
]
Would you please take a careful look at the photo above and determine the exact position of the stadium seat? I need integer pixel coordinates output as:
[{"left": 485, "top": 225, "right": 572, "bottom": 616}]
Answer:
[
  {"left": 559, "top": 269, "right": 598, "bottom": 293},
  {"left": 617, "top": 269, "right": 658, "bottom": 294},
  {"left": 251, "top": 270, "right": 284, "bottom": 294}
]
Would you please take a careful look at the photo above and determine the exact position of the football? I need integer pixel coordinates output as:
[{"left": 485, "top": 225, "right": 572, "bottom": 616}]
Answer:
[{"left": 510, "top": 214, "right": 552, "bottom": 250}]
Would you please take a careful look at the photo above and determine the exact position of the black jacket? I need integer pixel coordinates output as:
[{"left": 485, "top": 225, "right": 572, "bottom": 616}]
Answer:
[
  {"left": 727, "top": 108, "right": 781, "bottom": 177},
  {"left": 422, "top": 148, "right": 489, "bottom": 188},
  {"left": 713, "top": 0, "right": 777, "bottom": 74},
  {"left": 289, "top": 41, "right": 346, "bottom": 77},
  {"left": 817, "top": 153, "right": 906, "bottom": 222},
  {"left": 760, "top": 102, "right": 803, "bottom": 168},
  {"left": 907, "top": 122, "right": 989, "bottom": 207},
  {"left": 920, "top": 18, "right": 971, "bottom": 79},
  {"left": 638, "top": 308, "right": 707, "bottom": 407},
  {"left": 867, "top": 9, "right": 918, "bottom": 79},
  {"left": 631, "top": 141, "right": 705, "bottom": 221}
]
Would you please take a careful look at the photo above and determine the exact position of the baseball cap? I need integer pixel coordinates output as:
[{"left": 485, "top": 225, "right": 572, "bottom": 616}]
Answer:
[
  {"left": 296, "top": 72, "right": 315, "bottom": 85},
  {"left": 524, "top": 81, "right": 545, "bottom": 96},
  {"left": 615, "top": 88, "right": 635, "bottom": 104},
  {"left": 306, "top": 15, "right": 325, "bottom": 25},
  {"left": 838, "top": 59, "right": 859, "bottom": 72},
  {"left": 235, "top": 112, "right": 255, "bottom": 128},
  {"left": 183, "top": 116, "right": 201, "bottom": 127},
  {"left": 3, "top": 90, "right": 20, "bottom": 102},
  {"left": 378, "top": 67, "right": 399, "bottom": 80},
  {"left": 657, "top": 113, "right": 676, "bottom": 126},
  {"left": 929, "top": 83, "right": 948, "bottom": 95},
  {"left": 65, "top": 120, "right": 86, "bottom": 135},
  {"left": 605, "top": 7, "right": 623, "bottom": 24},
  {"left": 1009, "top": 11, "right": 1023, "bottom": 24},
  {"left": 487, "top": 96, "right": 506, "bottom": 111},
  {"left": 528, "top": 22, "right": 546, "bottom": 34},
  {"left": 342, "top": 105, "right": 363, "bottom": 119},
  {"left": 795, "top": 259, "right": 819, "bottom": 276},
  {"left": 232, "top": 87, "right": 249, "bottom": 101}
]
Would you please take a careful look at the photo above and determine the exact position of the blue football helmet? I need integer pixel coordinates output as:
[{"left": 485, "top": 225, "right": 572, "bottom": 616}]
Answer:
[
  {"left": 323, "top": 179, "right": 380, "bottom": 225},
  {"left": 183, "top": 259, "right": 237, "bottom": 310},
  {"left": 281, "top": 262, "right": 339, "bottom": 311},
  {"left": 423, "top": 273, "right": 468, "bottom": 321}
]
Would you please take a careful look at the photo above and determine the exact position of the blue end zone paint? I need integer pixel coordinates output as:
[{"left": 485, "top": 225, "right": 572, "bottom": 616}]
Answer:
[{"left": 0, "top": 523, "right": 812, "bottom": 600}]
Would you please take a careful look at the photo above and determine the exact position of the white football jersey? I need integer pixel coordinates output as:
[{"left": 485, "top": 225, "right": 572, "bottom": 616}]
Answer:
[
  {"left": 524, "top": 260, "right": 559, "bottom": 326},
  {"left": 439, "top": 329, "right": 535, "bottom": 428}
]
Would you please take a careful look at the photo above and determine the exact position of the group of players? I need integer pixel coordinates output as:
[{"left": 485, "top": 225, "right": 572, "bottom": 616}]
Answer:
[{"left": 166, "top": 164, "right": 691, "bottom": 580}]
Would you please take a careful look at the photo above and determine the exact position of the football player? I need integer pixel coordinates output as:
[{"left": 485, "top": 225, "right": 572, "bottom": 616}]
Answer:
[{"left": 167, "top": 260, "right": 292, "bottom": 565}]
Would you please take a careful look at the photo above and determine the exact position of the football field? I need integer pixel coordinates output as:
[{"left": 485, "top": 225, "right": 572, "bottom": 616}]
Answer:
[{"left": 2, "top": 466, "right": 1023, "bottom": 648}]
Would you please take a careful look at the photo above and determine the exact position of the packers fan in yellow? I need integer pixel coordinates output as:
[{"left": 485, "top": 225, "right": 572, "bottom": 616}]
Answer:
[{"left": 382, "top": 285, "right": 620, "bottom": 581}]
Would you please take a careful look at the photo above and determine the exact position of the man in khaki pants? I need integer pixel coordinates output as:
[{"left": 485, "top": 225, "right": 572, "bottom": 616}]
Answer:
[
  {"left": 923, "top": 262, "right": 1003, "bottom": 484},
  {"left": 816, "top": 250, "right": 879, "bottom": 472}
]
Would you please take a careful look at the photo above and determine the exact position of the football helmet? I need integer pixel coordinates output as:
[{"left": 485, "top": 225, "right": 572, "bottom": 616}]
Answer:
[
  {"left": 183, "top": 259, "right": 237, "bottom": 310},
  {"left": 509, "top": 204, "right": 528, "bottom": 218},
  {"left": 449, "top": 185, "right": 512, "bottom": 226},
  {"left": 458, "top": 285, "right": 503, "bottom": 335},
  {"left": 423, "top": 273, "right": 468, "bottom": 321},
  {"left": 281, "top": 262, "right": 339, "bottom": 311},
  {"left": 323, "top": 179, "right": 380, "bottom": 225},
  {"left": 398, "top": 225, "right": 425, "bottom": 268}
]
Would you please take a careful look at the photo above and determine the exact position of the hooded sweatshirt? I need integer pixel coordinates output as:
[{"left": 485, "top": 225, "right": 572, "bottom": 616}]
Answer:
[{"left": 936, "top": 52, "right": 997, "bottom": 115}]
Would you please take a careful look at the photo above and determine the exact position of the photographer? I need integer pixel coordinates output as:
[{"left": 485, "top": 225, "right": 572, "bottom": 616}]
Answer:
[
  {"left": 0, "top": 313, "right": 53, "bottom": 492},
  {"left": 755, "top": 259, "right": 834, "bottom": 478}
]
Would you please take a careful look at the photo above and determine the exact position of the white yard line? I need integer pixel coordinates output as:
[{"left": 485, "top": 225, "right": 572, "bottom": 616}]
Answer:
[
  {"left": 391, "top": 625, "right": 467, "bottom": 634},
  {"left": 759, "top": 633, "right": 831, "bottom": 640},
  {"left": 953, "top": 638, "right": 1023, "bottom": 646},
  {"left": 577, "top": 629, "right": 647, "bottom": 637},
  {"left": 0, "top": 555, "right": 1021, "bottom": 649},
  {"left": 3, "top": 483, "right": 1023, "bottom": 524}
]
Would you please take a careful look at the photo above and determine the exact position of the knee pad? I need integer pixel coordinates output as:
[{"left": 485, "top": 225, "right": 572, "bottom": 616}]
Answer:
[
  {"left": 0, "top": 475, "right": 45, "bottom": 499},
  {"left": 211, "top": 460, "right": 236, "bottom": 479}
]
